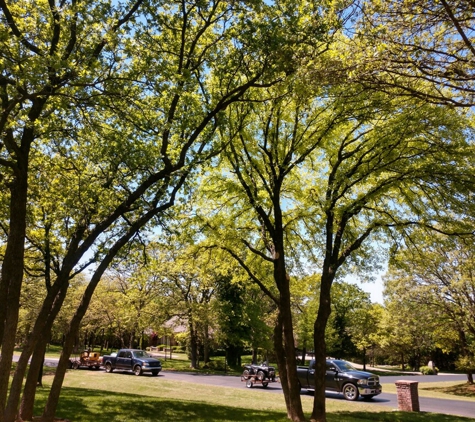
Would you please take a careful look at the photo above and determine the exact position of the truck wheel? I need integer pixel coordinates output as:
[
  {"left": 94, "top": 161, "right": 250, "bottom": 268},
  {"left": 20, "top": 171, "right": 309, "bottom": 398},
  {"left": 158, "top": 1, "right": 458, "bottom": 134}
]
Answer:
[
  {"left": 262, "top": 382, "right": 268, "bottom": 388},
  {"left": 134, "top": 365, "right": 143, "bottom": 376},
  {"left": 72, "top": 361, "right": 79, "bottom": 370},
  {"left": 151, "top": 370, "right": 159, "bottom": 376},
  {"left": 242, "top": 369, "right": 250, "bottom": 380},
  {"left": 342, "top": 383, "right": 359, "bottom": 401},
  {"left": 257, "top": 370, "right": 265, "bottom": 381},
  {"left": 105, "top": 363, "right": 113, "bottom": 373}
]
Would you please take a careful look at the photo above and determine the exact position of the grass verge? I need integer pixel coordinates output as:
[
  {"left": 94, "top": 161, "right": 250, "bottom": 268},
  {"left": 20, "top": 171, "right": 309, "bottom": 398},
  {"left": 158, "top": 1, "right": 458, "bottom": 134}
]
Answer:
[
  {"left": 382, "top": 381, "right": 475, "bottom": 402},
  {"left": 29, "top": 371, "right": 475, "bottom": 422}
]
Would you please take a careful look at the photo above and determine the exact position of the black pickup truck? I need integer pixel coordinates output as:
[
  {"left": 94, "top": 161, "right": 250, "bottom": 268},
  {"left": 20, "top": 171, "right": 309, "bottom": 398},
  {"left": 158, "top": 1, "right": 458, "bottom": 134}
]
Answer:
[
  {"left": 297, "top": 359, "right": 382, "bottom": 401},
  {"left": 102, "top": 349, "right": 162, "bottom": 376}
]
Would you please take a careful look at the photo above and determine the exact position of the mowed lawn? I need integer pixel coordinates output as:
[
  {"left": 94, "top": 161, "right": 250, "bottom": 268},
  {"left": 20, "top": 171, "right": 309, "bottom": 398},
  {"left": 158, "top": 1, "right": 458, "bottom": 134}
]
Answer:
[{"left": 29, "top": 370, "right": 475, "bottom": 422}]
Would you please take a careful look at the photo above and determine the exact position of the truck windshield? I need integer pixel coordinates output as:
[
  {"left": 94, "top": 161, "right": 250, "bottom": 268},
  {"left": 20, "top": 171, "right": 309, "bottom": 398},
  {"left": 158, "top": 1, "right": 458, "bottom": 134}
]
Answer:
[
  {"left": 132, "top": 351, "right": 149, "bottom": 358},
  {"left": 334, "top": 361, "right": 356, "bottom": 372}
]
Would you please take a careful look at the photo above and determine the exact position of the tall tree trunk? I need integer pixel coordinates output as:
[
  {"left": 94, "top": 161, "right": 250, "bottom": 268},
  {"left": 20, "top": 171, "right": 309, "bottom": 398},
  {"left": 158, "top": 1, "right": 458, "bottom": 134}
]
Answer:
[
  {"left": 0, "top": 163, "right": 29, "bottom": 422},
  {"left": 467, "top": 372, "right": 474, "bottom": 384},
  {"left": 270, "top": 196, "right": 305, "bottom": 422},
  {"left": 272, "top": 250, "right": 305, "bottom": 422},
  {"left": 281, "top": 296, "right": 305, "bottom": 421},
  {"left": 252, "top": 348, "right": 258, "bottom": 364},
  {"left": 19, "top": 339, "right": 48, "bottom": 421},
  {"left": 5, "top": 281, "right": 69, "bottom": 422},
  {"left": 203, "top": 324, "right": 210, "bottom": 365},
  {"left": 19, "top": 326, "right": 57, "bottom": 420},
  {"left": 311, "top": 269, "right": 334, "bottom": 422},
  {"left": 41, "top": 245, "right": 123, "bottom": 421},
  {"left": 189, "top": 322, "right": 199, "bottom": 369}
]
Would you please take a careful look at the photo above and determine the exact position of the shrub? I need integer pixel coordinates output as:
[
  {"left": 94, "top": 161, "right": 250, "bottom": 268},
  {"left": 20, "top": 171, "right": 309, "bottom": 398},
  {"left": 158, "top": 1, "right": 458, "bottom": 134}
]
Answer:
[
  {"left": 203, "top": 360, "right": 226, "bottom": 371},
  {"left": 455, "top": 356, "right": 475, "bottom": 373},
  {"left": 420, "top": 365, "right": 438, "bottom": 375}
]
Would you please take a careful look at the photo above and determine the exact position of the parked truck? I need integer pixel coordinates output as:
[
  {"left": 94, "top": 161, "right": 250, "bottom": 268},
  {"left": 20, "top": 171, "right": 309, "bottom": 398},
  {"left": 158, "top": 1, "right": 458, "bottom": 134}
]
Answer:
[
  {"left": 297, "top": 358, "right": 382, "bottom": 401},
  {"left": 102, "top": 349, "right": 162, "bottom": 376}
]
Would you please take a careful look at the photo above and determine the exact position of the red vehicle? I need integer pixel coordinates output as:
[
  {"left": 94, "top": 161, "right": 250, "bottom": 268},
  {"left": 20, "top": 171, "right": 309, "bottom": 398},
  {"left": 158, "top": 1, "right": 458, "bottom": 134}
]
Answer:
[{"left": 70, "top": 350, "right": 102, "bottom": 370}]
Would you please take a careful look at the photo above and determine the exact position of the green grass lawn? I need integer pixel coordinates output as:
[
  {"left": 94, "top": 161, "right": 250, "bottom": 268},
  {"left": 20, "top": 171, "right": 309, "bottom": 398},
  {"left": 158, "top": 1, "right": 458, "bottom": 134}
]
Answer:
[
  {"left": 12, "top": 348, "right": 475, "bottom": 421},
  {"left": 27, "top": 370, "right": 475, "bottom": 422},
  {"left": 382, "top": 380, "right": 475, "bottom": 402}
]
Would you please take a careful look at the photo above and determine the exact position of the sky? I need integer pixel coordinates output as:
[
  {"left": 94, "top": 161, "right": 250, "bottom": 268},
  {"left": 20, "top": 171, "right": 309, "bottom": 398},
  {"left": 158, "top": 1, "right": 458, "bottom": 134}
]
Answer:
[
  {"left": 355, "top": 277, "right": 384, "bottom": 304},
  {"left": 347, "top": 273, "right": 385, "bottom": 304}
]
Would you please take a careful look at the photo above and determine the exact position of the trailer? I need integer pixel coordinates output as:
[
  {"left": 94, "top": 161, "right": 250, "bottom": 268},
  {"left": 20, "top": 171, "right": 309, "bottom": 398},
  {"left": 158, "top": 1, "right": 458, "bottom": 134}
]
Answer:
[
  {"left": 70, "top": 350, "right": 102, "bottom": 370},
  {"left": 241, "top": 371, "right": 279, "bottom": 388}
]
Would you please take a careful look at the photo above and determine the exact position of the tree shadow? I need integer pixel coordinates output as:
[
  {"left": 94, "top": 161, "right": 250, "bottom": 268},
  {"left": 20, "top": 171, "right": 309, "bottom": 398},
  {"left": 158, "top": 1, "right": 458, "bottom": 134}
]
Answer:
[{"left": 33, "top": 387, "right": 291, "bottom": 422}]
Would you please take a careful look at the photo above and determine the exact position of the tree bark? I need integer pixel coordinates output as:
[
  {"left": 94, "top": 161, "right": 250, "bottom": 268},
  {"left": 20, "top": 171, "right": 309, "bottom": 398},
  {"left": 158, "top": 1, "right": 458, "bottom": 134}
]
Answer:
[
  {"left": 41, "top": 241, "right": 127, "bottom": 421},
  {"left": 0, "top": 159, "right": 29, "bottom": 422},
  {"left": 19, "top": 339, "right": 48, "bottom": 421},
  {"left": 5, "top": 279, "right": 69, "bottom": 422},
  {"left": 189, "top": 321, "right": 199, "bottom": 369},
  {"left": 252, "top": 348, "right": 258, "bottom": 364},
  {"left": 311, "top": 268, "right": 335, "bottom": 422},
  {"left": 19, "top": 290, "right": 68, "bottom": 422},
  {"left": 203, "top": 324, "right": 210, "bottom": 364},
  {"left": 467, "top": 372, "right": 474, "bottom": 384},
  {"left": 272, "top": 247, "right": 305, "bottom": 422},
  {"left": 301, "top": 347, "right": 307, "bottom": 365}
]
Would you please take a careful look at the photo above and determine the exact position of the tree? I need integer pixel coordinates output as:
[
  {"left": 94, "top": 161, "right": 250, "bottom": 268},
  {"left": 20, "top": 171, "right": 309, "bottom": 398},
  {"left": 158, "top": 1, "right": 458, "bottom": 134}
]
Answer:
[
  {"left": 0, "top": 1, "right": 147, "bottom": 419},
  {"left": 355, "top": 0, "right": 475, "bottom": 106},
  {"left": 199, "top": 84, "right": 346, "bottom": 421},
  {"left": 292, "top": 277, "right": 376, "bottom": 366},
  {"left": 1, "top": 1, "right": 295, "bottom": 420},
  {"left": 325, "top": 282, "right": 371, "bottom": 360},
  {"left": 378, "top": 296, "right": 437, "bottom": 371},
  {"left": 106, "top": 255, "right": 168, "bottom": 350},
  {"left": 384, "top": 232, "right": 475, "bottom": 382},
  {"left": 292, "top": 274, "right": 320, "bottom": 365},
  {"left": 199, "top": 73, "right": 472, "bottom": 421},
  {"left": 152, "top": 240, "right": 221, "bottom": 368},
  {"left": 302, "top": 85, "right": 473, "bottom": 422},
  {"left": 214, "top": 272, "right": 274, "bottom": 367},
  {"left": 346, "top": 302, "right": 383, "bottom": 370}
]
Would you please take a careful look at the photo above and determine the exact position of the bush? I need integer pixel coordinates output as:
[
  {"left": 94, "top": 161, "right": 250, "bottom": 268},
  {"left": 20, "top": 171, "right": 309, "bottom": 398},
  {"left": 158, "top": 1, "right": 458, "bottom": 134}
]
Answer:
[
  {"left": 455, "top": 356, "right": 475, "bottom": 372},
  {"left": 203, "top": 360, "right": 226, "bottom": 371},
  {"left": 420, "top": 365, "right": 438, "bottom": 375}
]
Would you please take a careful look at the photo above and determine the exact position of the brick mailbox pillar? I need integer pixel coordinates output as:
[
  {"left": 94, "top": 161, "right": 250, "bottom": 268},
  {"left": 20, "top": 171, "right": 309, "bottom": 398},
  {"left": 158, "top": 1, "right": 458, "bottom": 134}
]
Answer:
[{"left": 395, "top": 380, "right": 420, "bottom": 412}]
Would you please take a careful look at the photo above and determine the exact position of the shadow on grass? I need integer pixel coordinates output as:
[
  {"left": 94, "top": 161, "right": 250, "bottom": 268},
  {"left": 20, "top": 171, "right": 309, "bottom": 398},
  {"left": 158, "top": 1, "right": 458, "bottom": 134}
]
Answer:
[
  {"left": 32, "top": 387, "right": 475, "bottom": 422},
  {"left": 423, "top": 383, "right": 475, "bottom": 398},
  {"left": 33, "top": 387, "right": 289, "bottom": 422},
  {"left": 330, "top": 411, "right": 475, "bottom": 422}
]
